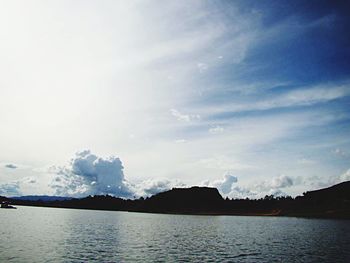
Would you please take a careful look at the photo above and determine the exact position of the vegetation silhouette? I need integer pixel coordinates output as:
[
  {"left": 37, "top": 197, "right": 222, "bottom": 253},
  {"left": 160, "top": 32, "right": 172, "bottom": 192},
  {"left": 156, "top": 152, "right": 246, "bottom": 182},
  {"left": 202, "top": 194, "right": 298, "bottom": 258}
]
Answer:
[{"left": 1, "top": 181, "right": 349, "bottom": 219}]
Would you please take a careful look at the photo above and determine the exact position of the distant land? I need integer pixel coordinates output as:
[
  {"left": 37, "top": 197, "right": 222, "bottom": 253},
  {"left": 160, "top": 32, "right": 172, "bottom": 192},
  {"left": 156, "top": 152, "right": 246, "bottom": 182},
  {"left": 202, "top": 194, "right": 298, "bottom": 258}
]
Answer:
[
  {"left": 11, "top": 195, "right": 73, "bottom": 202},
  {"left": 1, "top": 181, "right": 350, "bottom": 219}
]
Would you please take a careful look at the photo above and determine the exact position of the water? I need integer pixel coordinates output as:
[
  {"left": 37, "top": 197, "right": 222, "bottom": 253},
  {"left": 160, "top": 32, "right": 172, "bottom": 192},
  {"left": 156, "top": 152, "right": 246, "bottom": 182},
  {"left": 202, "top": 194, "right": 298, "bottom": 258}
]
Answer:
[{"left": 1, "top": 206, "right": 349, "bottom": 262}]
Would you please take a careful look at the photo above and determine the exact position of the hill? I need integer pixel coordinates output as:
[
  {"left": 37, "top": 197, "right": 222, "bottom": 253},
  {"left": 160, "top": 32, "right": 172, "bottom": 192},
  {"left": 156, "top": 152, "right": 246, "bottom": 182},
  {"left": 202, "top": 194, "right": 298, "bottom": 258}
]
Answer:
[
  {"left": 12, "top": 195, "right": 73, "bottom": 202},
  {"left": 137, "top": 186, "right": 224, "bottom": 214},
  {"left": 5, "top": 182, "right": 350, "bottom": 219},
  {"left": 302, "top": 181, "right": 350, "bottom": 201}
]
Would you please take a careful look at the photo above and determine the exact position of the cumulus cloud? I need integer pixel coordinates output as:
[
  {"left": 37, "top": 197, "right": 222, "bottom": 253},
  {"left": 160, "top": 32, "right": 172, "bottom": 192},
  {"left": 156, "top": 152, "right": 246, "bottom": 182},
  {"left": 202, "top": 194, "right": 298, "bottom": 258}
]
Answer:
[
  {"left": 49, "top": 150, "right": 188, "bottom": 198},
  {"left": 0, "top": 182, "right": 20, "bottom": 196},
  {"left": 137, "top": 179, "right": 185, "bottom": 197},
  {"left": 304, "top": 169, "right": 350, "bottom": 190},
  {"left": 306, "top": 169, "right": 350, "bottom": 189},
  {"left": 244, "top": 175, "right": 296, "bottom": 198},
  {"left": 5, "top": 164, "right": 17, "bottom": 169},
  {"left": 170, "top": 108, "right": 200, "bottom": 122},
  {"left": 267, "top": 189, "right": 288, "bottom": 197},
  {"left": 256, "top": 175, "right": 294, "bottom": 191},
  {"left": 229, "top": 186, "right": 257, "bottom": 199},
  {"left": 270, "top": 175, "right": 294, "bottom": 189},
  {"left": 249, "top": 175, "right": 295, "bottom": 198},
  {"left": 211, "top": 173, "right": 238, "bottom": 195},
  {"left": 50, "top": 150, "right": 134, "bottom": 198},
  {"left": 204, "top": 174, "right": 260, "bottom": 199},
  {"left": 223, "top": 175, "right": 295, "bottom": 199},
  {"left": 339, "top": 169, "right": 350, "bottom": 182}
]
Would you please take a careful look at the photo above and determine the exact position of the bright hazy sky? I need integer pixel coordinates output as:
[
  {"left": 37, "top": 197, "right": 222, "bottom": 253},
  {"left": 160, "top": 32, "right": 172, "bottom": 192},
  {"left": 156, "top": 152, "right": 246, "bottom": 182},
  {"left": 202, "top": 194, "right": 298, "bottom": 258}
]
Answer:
[{"left": 1, "top": 0, "right": 349, "bottom": 198}]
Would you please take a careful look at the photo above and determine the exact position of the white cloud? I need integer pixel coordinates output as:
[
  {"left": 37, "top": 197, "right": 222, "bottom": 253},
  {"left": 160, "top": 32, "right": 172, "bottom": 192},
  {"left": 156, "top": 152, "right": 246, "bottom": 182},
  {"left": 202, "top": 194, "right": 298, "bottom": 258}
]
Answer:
[
  {"left": 209, "top": 126, "right": 224, "bottom": 134},
  {"left": 210, "top": 173, "right": 238, "bottom": 195},
  {"left": 0, "top": 174, "right": 42, "bottom": 196},
  {"left": 0, "top": 182, "right": 20, "bottom": 197},
  {"left": 204, "top": 174, "right": 260, "bottom": 199},
  {"left": 267, "top": 189, "right": 288, "bottom": 197},
  {"left": 306, "top": 168, "right": 350, "bottom": 190},
  {"left": 229, "top": 186, "right": 257, "bottom": 199},
  {"left": 204, "top": 83, "right": 350, "bottom": 115},
  {"left": 270, "top": 175, "right": 294, "bottom": 188},
  {"left": 339, "top": 169, "right": 350, "bottom": 183},
  {"left": 205, "top": 174, "right": 295, "bottom": 199},
  {"left": 248, "top": 175, "right": 295, "bottom": 198},
  {"left": 136, "top": 178, "right": 185, "bottom": 197},
  {"left": 49, "top": 150, "right": 188, "bottom": 198},
  {"left": 170, "top": 109, "right": 200, "bottom": 122},
  {"left": 50, "top": 150, "right": 134, "bottom": 198},
  {"left": 256, "top": 175, "right": 294, "bottom": 191}
]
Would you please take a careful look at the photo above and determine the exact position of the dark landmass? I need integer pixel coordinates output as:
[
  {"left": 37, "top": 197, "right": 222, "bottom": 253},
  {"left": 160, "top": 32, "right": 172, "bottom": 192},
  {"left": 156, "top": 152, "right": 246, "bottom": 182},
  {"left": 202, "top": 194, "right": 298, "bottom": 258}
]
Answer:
[
  {"left": 12, "top": 195, "right": 73, "bottom": 202},
  {"left": 1, "top": 182, "right": 349, "bottom": 219}
]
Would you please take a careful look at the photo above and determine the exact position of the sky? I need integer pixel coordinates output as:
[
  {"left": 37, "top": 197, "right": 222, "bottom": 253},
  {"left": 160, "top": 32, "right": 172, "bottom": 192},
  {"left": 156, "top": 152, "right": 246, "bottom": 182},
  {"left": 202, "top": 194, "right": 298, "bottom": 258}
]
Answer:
[{"left": 0, "top": 0, "right": 349, "bottom": 198}]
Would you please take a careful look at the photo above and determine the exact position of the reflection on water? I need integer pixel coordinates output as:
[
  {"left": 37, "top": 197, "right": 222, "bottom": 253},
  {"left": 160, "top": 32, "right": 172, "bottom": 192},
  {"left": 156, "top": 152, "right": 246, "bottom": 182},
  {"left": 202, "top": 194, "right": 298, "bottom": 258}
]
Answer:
[{"left": 1, "top": 206, "right": 349, "bottom": 262}]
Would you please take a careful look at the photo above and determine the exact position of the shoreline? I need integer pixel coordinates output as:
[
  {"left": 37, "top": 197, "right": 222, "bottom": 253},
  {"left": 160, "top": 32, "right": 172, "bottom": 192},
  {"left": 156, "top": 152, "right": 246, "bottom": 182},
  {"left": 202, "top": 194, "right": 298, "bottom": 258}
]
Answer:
[{"left": 10, "top": 203, "right": 350, "bottom": 220}]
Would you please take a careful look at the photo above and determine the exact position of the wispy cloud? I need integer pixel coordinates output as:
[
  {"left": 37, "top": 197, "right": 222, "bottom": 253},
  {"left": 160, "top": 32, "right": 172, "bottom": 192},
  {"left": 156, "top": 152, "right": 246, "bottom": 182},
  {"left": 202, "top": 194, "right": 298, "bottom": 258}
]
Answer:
[
  {"left": 332, "top": 148, "right": 348, "bottom": 157},
  {"left": 170, "top": 109, "right": 200, "bottom": 122},
  {"left": 209, "top": 126, "right": 224, "bottom": 134},
  {"left": 202, "top": 83, "right": 350, "bottom": 116},
  {"left": 298, "top": 158, "right": 315, "bottom": 165}
]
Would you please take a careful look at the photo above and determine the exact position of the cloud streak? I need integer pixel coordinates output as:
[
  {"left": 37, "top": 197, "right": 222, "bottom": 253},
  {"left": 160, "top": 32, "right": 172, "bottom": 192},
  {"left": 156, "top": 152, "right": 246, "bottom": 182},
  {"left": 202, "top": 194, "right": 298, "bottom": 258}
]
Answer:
[
  {"left": 202, "top": 83, "right": 350, "bottom": 116},
  {"left": 170, "top": 109, "right": 200, "bottom": 122}
]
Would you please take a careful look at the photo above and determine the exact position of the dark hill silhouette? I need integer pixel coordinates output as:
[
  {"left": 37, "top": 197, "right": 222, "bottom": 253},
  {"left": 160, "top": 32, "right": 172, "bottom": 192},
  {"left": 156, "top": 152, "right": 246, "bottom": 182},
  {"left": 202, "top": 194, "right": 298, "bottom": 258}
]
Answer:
[
  {"left": 6, "top": 181, "right": 350, "bottom": 219},
  {"left": 137, "top": 187, "right": 224, "bottom": 214},
  {"left": 12, "top": 195, "right": 73, "bottom": 202},
  {"left": 301, "top": 181, "right": 350, "bottom": 201},
  {"left": 290, "top": 181, "right": 350, "bottom": 218},
  {"left": 0, "top": 196, "right": 9, "bottom": 202}
]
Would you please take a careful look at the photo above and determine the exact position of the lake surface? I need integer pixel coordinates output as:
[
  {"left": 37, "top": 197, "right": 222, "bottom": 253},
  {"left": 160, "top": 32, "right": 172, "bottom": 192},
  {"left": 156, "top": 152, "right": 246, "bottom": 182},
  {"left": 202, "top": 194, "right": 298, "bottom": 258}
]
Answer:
[{"left": 1, "top": 206, "right": 349, "bottom": 262}]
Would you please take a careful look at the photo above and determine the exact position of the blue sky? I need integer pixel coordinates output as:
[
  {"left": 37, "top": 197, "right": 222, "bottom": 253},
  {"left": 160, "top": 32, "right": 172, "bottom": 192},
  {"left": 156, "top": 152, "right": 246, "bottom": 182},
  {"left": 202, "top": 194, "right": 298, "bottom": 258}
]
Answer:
[{"left": 0, "top": 0, "right": 349, "bottom": 198}]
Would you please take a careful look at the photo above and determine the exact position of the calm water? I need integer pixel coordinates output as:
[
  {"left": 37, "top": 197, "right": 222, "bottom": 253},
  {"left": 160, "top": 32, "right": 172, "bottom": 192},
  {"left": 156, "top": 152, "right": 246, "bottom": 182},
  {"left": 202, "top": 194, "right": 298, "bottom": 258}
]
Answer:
[{"left": 0, "top": 206, "right": 349, "bottom": 262}]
